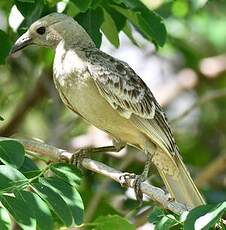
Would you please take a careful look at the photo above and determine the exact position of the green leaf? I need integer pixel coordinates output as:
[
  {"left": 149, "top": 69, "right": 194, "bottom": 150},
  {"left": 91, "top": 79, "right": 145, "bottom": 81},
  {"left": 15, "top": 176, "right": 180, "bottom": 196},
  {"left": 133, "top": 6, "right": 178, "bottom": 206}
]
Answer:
[
  {"left": 71, "top": 0, "right": 91, "bottom": 12},
  {"left": 90, "top": 0, "right": 103, "bottom": 9},
  {"left": 0, "top": 140, "right": 25, "bottom": 168},
  {"left": 101, "top": 8, "right": 119, "bottom": 47},
  {"left": 184, "top": 202, "right": 226, "bottom": 230},
  {"left": 184, "top": 204, "right": 215, "bottom": 230},
  {"left": 103, "top": 6, "right": 126, "bottom": 31},
  {"left": 0, "top": 208, "right": 12, "bottom": 230},
  {"left": 0, "top": 165, "right": 28, "bottom": 192},
  {"left": 40, "top": 177, "right": 84, "bottom": 225},
  {"left": 111, "top": 4, "right": 166, "bottom": 46},
  {"left": 0, "top": 30, "right": 12, "bottom": 65},
  {"left": 18, "top": 0, "right": 35, "bottom": 3},
  {"left": 1, "top": 195, "right": 36, "bottom": 230},
  {"left": 32, "top": 182, "right": 73, "bottom": 227},
  {"left": 148, "top": 206, "right": 165, "bottom": 224},
  {"left": 122, "top": 21, "right": 138, "bottom": 46},
  {"left": 15, "top": 191, "right": 54, "bottom": 230},
  {"left": 156, "top": 214, "right": 178, "bottom": 230},
  {"left": 190, "top": 0, "right": 208, "bottom": 10},
  {"left": 19, "top": 156, "right": 40, "bottom": 179},
  {"left": 75, "top": 7, "right": 104, "bottom": 48},
  {"left": 93, "top": 215, "right": 135, "bottom": 230},
  {"left": 50, "top": 163, "right": 82, "bottom": 188},
  {"left": 66, "top": 2, "right": 81, "bottom": 17},
  {"left": 0, "top": 116, "right": 4, "bottom": 121},
  {"left": 15, "top": 0, "right": 44, "bottom": 26}
]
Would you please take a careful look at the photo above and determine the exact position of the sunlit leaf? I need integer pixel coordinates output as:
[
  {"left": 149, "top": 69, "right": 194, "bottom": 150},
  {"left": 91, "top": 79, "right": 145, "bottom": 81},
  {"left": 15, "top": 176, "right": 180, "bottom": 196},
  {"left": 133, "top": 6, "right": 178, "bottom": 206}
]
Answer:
[
  {"left": 15, "top": 191, "right": 54, "bottom": 230},
  {"left": 71, "top": 0, "right": 91, "bottom": 12},
  {"left": 40, "top": 177, "right": 84, "bottom": 225},
  {"left": 101, "top": 8, "right": 119, "bottom": 47},
  {"left": 75, "top": 7, "right": 104, "bottom": 48},
  {"left": 111, "top": 4, "right": 166, "bottom": 46},
  {"left": 1, "top": 195, "right": 36, "bottom": 230},
  {"left": 50, "top": 163, "right": 82, "bottom": 188},
  {"left": 148, "top": 206, "right": 165, "bottom": 224},
  {"left": 0, "top": 208, "right": 12, "bottom": 230},
  {"left": 0, "top": 139, "right": 25, "bottom": 168},
  {"left": 156, "top": 214, "right": 178, "bottom": 230},
  {"left": 19, "top": 156, "right": 40, "bottom": 178},
  {"left": 0, "top": 165, "right": 28, "bottom": 191},
  {"left": 32, "top": 183, "right": 73, "bottom": 227},
  {"left": 184, "top": 202, "right": 226, "bottom": 230},
  {"left": 15, "top": 0, "right": 44, "bottom": 26},
  {"left": 122, "top": 21, "right": 138, "bottom": 46},
  {"left": 184, "top": 204, "right": 215, "bottom": 230},
  {"left": 93, "top": 215, "right": 135, "bottom": 230}
]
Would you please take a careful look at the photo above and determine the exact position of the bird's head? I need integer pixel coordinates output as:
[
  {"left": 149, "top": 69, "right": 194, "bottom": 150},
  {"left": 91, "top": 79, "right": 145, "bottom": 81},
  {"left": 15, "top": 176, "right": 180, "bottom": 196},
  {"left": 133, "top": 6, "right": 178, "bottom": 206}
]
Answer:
[{"left": 11, "top": 13, "right": 95, "bottom": 54}]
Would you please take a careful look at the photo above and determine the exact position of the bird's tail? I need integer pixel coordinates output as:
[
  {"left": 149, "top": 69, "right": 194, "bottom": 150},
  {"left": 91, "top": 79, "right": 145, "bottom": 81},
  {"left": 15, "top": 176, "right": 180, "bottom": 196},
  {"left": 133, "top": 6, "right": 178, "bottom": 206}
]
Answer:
[{"left": 154, "top": 149, "right": 205, "bottom": 208}]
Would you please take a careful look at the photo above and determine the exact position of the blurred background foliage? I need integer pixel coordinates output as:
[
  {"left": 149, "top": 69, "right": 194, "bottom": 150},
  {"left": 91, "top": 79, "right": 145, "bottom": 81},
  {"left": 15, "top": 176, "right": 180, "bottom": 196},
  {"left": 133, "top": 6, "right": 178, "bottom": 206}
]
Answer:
[{"left": 1, "top": 0, "right": 226, "bottom": 229}]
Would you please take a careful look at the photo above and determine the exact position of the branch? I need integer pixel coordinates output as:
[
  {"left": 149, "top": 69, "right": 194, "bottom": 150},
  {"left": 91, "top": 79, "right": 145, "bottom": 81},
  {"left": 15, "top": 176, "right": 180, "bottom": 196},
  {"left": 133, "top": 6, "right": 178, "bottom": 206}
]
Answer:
[
  {"left": 12, "top": 138, "right": 188, "bottom": 215},
  {"left": 195, "top": 153, "right": 226, "bottom": 188},
  {"left": 171, "top": 88, "right": 226, "bottom": 123},
  {"left": 84, "top": 152, "right": 135, "bottom": 222},
  {"left": 0, "top": 70, "right": 52, "bottom": 136}
]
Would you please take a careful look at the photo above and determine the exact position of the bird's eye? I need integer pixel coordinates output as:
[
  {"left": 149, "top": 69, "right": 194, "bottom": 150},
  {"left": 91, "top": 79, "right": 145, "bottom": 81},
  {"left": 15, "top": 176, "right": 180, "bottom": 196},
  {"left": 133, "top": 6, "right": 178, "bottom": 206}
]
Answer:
[{"left": 36, "top": 26, "right": 46, "bottom": 35}]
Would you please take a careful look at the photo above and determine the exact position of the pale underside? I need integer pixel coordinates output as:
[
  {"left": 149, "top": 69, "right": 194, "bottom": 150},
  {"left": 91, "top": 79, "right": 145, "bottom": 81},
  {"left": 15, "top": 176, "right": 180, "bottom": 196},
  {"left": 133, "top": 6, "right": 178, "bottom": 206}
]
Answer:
[{"left": 53, "top": 44, "right": 179, "bottom": 177}]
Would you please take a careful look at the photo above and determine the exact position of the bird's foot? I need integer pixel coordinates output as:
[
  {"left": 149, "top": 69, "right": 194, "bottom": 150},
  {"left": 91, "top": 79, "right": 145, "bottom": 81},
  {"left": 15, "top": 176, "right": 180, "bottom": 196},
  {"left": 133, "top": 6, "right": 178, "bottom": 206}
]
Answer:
[
  {"left": 134, "top": 174, "right": 146, "bottom": 205},
  {"left": 167, "top": 194, "right": 175, "bottom": 202},
  {"left": 70, "top": 148, "right": 89, "bottom": 168},
  {"left": 119, "top": 172, "right": 146, "bottom": 205},
  {"left": 119, "top": 172, "right": 137, "bottom": 187}
]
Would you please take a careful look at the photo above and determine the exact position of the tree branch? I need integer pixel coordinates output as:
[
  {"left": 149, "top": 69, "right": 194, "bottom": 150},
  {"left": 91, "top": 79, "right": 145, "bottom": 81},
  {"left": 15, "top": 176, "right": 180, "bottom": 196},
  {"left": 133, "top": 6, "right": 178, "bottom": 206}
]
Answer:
[
  {"left": 7, "top": 138, "right": 189, "bottom": 215},
  {"left": 0, "top": 70, "right": 52, "bottom": 137},
  {"left": 195, "top": 153, "right": 226, "bottom": 188},
  {"left": 171, "top": 88, "right": 226, "bottom": 123}
]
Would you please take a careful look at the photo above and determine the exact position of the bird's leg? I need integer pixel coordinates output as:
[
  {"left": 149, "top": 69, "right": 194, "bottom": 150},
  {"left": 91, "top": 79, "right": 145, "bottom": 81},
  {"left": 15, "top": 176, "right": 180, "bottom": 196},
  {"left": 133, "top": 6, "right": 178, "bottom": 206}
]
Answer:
[
  {"left": 134, "top": 153, "right": 153, "bottom": 204},
  {"left": 112, "top": 138, "right": 126, "bottom": 152},
  {"left": 118, "top": 150, "right": 153, "bottom": 205},
  {"left": 70, "top": 142, "right": 126, "bottom": 167}
]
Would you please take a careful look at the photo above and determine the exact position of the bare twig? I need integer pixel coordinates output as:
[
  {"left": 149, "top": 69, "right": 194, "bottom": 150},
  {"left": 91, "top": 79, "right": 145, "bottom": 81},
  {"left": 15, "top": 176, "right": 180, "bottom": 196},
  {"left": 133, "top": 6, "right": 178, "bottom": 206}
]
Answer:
[
  {"left": 195, "top": 153, "right": 226, "bottom": 188},
  {"left": 171, "top": 88, "right": 226, "bottom": 123},
  {"left": 3, "top": 138, "right": 189, "bottom": 215},
  {"left": 84, "top": 152, "right": 135, "bottom": 222},
  {"left": 0, "top": 70, "right": 52, "bottom": 137}
]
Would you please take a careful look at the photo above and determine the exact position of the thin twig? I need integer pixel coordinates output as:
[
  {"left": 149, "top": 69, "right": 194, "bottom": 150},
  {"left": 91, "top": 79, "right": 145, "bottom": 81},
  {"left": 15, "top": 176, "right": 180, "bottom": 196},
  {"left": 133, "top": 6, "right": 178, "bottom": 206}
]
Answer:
[
  {"left": 0, "top": 70, "right": 52, "bottom": 136},
  {"left": 84, "top": 152, "right": 135, "bottom": 222},
  {"left": 171, "top": 88, "right": 226, "bottom": 123},
  {"left": 2, "top": 138, "right": 189, "bottom": 215},
  {"left": 195, "top": 153, "right": 226, "bottom": 188}
]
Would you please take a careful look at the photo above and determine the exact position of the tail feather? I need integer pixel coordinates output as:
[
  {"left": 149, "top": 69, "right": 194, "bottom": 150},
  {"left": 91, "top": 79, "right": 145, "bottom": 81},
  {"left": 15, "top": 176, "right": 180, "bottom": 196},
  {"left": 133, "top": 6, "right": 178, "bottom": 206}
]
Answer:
[{"left": 157, "top": 153, "right": 205, "bottom": 208}]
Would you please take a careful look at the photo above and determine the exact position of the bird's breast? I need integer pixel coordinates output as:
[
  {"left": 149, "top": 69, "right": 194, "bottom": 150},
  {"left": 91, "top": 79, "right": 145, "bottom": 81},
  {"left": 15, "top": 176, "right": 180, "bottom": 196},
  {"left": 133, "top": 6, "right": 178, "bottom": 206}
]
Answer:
[
  {"left": 53, "top": 48, "right": 145, "bottom": 145},
  {"left": 53, "top": 70, "right": 143, "bottom": 145}
]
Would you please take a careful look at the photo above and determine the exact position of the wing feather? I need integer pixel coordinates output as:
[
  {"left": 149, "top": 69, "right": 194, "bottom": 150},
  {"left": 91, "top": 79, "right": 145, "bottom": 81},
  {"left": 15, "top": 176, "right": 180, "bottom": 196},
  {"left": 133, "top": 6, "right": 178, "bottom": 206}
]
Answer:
[{"left": 86, "top": 49, "right": 177, "bottom": 154}]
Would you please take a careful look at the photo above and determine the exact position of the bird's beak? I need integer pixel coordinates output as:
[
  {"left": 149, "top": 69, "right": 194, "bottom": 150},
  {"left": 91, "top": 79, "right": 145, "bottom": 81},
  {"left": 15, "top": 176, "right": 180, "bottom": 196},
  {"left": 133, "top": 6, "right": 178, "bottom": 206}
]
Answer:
[{"left": 10, "top": 32, "right": 32, "bottom": 54}]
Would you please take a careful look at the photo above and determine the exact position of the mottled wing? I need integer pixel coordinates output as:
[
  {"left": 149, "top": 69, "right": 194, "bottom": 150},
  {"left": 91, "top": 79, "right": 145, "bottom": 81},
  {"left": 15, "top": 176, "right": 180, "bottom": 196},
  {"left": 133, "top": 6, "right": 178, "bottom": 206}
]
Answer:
[{"left": 86, "top": 49, "right": 176, "bottom": 154}]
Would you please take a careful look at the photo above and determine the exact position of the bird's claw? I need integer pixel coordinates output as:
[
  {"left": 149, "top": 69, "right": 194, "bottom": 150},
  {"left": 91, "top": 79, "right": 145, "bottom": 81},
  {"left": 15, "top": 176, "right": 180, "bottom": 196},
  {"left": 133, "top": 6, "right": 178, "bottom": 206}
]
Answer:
[
  {"left": 134, "top": 174, "right": 146, "bottom": 205},
  {"left": 71, "top": 148, "right": 88, "bottom": 168},
  {"left": 119, "top": 172, "right": 136, "bottom": 187},
  {"left": 119, "top": 172, "right": 145, "bottom": 206}
]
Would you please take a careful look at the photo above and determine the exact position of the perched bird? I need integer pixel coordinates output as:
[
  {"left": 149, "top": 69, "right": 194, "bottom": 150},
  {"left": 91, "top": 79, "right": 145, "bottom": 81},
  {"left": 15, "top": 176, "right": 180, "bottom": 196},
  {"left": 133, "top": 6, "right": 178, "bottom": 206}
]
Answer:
[{"left": 11, "top": 13, "right": 205, "bottom": 208}]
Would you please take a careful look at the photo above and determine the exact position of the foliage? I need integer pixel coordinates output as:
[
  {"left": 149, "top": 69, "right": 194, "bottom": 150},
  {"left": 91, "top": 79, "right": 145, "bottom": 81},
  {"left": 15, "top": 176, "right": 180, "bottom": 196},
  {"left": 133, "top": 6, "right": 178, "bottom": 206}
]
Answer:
[{"left": 1, "top": 0, "right": 226, "bottom": 229}]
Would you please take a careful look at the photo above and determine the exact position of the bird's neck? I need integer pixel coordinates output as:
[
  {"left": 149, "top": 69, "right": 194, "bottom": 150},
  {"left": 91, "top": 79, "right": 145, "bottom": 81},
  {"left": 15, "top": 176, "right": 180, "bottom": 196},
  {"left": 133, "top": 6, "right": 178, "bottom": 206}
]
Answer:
[{"left": 54, "top": 25, "right": 96, "bottom": 51}]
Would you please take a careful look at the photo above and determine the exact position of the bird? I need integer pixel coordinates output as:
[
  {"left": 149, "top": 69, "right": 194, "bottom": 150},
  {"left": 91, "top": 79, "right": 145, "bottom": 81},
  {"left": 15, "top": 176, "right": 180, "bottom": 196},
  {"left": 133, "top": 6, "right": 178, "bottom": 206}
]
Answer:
[{"left": 11, "top": 12, "right": 205, "bottom": 208}]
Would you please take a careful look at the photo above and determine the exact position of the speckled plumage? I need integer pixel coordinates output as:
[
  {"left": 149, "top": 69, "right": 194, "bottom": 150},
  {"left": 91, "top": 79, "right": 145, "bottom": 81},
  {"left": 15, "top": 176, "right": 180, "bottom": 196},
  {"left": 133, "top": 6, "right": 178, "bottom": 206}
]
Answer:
[{"left": 12, "top": 13, "right": 205, "bottom": 208}]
